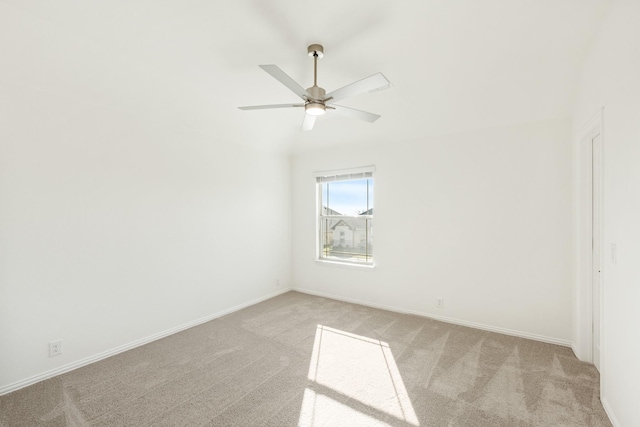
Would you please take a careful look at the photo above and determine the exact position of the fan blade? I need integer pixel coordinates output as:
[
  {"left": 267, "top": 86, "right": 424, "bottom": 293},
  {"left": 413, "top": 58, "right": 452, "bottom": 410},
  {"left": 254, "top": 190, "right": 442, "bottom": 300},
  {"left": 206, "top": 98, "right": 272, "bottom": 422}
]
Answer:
[
  {"left": 301, "top": 114, "right": 316, "bottom": 131},
  {"left": 259, "top": 65, "right": 313, "bottom": 100},
  {"left": 324, "top": 72, "right": 391, "bottom": 104},
  {"left": 330, "top": 105, "right": 381, "bottom": 123},
  {"left": 238, "top": 103, "right": 304, "bottom": 110}
]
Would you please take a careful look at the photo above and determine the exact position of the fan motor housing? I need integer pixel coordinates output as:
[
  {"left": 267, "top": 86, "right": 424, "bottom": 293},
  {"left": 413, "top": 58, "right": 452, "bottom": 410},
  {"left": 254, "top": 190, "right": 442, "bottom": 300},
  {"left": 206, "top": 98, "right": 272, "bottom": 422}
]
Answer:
[{"left": 306, "top": 86, "right": 326, "bottom": 100}]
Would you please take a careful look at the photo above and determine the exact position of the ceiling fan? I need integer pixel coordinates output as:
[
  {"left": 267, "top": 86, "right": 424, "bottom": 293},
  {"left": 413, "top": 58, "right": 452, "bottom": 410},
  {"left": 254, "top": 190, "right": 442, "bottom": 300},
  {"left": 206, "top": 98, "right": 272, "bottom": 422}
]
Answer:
[{"left": 238, "top": 44, "right": 391, "bottom": 131}]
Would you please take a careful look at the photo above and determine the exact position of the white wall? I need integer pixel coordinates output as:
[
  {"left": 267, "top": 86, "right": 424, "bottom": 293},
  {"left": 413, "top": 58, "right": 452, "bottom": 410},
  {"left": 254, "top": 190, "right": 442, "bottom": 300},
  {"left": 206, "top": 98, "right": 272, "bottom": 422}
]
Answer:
[
  {"left": 0, "top": 82, "right": 291, "bottom": 392},
  {"left": 573, "top": 0, "right": 640, "bottom": 425},
  {"left": 292, "top": 118, "right": 573, "bottom": 344}
]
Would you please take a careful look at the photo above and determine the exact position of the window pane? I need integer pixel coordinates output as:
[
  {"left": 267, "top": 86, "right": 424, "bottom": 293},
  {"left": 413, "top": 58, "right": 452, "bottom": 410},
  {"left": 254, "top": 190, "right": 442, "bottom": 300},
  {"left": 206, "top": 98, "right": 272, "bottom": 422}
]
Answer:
[
  {"left": 320, "top": 218, "right": 373, "bottom": 263},
  {"left": 319, "top": 175, "right": 373, "bottom": 265},
  {"left": 324, "top": 178, "right": 373, "bottom": 215}
]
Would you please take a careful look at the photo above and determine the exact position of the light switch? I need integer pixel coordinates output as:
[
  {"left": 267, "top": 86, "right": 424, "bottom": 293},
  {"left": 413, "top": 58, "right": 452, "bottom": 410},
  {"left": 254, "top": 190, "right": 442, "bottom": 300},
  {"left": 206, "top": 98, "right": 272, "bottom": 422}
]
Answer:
[{"left": 611, "top": 243, "right": 617, "bottom": 264}]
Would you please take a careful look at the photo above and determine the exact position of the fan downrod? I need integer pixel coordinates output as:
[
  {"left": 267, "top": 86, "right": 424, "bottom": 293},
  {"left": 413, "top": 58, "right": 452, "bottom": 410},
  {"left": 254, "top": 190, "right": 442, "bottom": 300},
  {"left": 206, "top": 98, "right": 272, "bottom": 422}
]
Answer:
[{"left": 306, "top": 44, "right": 326, "bottom": 111}]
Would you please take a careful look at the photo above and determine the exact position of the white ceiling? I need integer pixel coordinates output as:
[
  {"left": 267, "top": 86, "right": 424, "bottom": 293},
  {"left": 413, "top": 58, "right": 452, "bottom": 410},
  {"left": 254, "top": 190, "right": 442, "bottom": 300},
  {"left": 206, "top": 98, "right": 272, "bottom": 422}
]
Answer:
[{"left": 1, "top": 0, "right": 612, "bottom": 153}]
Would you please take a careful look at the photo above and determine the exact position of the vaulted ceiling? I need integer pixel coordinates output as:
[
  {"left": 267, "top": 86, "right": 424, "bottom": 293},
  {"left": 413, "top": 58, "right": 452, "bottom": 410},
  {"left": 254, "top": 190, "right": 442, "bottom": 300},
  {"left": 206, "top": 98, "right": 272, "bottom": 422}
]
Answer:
[{"left": 1, "top": 0, "right": 612, "bottom": 152}]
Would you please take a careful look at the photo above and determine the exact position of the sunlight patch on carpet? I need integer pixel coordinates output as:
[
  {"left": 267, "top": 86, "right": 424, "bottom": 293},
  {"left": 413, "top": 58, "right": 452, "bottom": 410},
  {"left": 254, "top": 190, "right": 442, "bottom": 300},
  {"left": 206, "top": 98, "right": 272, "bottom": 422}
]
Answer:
[{"left": 298, "top": 325, "right": 419, "bottom": 426}]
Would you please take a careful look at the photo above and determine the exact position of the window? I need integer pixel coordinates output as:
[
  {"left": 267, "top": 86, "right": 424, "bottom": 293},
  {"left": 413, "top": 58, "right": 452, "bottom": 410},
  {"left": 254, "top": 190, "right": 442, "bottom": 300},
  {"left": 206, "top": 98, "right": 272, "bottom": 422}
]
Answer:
[{"left": 316, "top": 167, "right": 374, "bottom": 266}]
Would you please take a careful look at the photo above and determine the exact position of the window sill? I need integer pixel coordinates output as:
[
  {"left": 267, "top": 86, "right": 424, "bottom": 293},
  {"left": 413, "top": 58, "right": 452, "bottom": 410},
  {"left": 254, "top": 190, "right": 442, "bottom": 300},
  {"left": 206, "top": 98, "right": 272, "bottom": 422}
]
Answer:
[{"left": 315, "top": 259, "right": 376, "bottom": 270}]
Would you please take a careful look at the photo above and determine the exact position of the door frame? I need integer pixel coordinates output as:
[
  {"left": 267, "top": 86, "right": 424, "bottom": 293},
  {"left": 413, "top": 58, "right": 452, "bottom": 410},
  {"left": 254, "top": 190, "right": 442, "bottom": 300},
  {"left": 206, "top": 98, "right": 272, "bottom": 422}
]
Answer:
[
  {"left": 574, "top": 108, "right": 604, "bottom": 370},
  {"left": 591, "top": 132, "right": 602, "bottom": 371}
]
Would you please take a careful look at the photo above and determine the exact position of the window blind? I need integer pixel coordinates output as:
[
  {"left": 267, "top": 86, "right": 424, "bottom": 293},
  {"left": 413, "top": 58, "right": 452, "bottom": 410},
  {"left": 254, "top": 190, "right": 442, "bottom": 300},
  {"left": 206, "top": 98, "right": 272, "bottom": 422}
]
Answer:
[{"left": 314, "top": 166, "right": 375, "bottom": 183}]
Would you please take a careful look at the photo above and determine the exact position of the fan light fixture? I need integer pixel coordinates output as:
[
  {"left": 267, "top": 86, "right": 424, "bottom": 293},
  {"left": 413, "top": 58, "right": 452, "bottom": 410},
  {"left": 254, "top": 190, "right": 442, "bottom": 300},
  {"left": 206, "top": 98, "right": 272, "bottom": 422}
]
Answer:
[{"left": 305, "top": 102, "right": 326, "bottom": 116}]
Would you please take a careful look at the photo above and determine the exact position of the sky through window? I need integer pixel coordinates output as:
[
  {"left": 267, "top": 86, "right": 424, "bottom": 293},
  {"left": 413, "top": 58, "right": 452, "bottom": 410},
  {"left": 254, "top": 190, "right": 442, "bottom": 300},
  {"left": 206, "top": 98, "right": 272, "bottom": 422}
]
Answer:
[{"left": 323, "top": 178, "right": 373, "bottom": 215}]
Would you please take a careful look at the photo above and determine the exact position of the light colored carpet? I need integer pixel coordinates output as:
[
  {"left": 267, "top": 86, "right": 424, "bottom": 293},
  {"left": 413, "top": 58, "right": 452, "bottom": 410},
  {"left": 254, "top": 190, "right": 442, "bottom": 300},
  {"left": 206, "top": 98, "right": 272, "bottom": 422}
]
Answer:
[{"left": 0, "top": 291, "right": 611, "bottom": 426}]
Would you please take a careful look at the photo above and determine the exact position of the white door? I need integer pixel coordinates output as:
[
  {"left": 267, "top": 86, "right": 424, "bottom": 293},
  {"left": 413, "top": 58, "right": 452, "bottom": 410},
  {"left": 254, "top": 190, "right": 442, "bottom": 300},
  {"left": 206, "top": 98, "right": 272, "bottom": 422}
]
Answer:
[{"left": 592, "top": 133, "right": 602, "bottom": 371}]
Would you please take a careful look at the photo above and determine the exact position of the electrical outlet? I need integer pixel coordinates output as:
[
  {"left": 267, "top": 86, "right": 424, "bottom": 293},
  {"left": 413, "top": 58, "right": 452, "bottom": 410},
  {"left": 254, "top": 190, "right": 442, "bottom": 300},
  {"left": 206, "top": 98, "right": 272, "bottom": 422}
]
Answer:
[
  {"left": 49, "top": 340, "right": 63, "bottom": 357},
  {"left": 275, "top": 278, "right": 280, "bottom": 287},
  {"left": 436, "top": 297, "right": 444, "bottom": 308}
]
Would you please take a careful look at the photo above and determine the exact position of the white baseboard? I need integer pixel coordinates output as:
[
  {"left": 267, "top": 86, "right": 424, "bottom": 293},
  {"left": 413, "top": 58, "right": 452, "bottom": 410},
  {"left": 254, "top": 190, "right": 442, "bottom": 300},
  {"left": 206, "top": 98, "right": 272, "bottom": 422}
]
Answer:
[
  {"left": 0, "top": 288, "right": 291, "bottom": 396},
  {"left": 571, "top": 343, "right": 580, "bottom": 359},
  {"left": 292, "top": 287, "right": 572, "bottom": 347},
  {"left": 601, "top": 397, "right": 620, "bottom": 427}
]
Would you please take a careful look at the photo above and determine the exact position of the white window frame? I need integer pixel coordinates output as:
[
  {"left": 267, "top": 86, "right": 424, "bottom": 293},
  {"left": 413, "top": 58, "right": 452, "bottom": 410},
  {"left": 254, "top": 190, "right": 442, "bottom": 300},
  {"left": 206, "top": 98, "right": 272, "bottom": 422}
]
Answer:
[{"left": 315, "top": 166, "right": 375, "bottom": 267}]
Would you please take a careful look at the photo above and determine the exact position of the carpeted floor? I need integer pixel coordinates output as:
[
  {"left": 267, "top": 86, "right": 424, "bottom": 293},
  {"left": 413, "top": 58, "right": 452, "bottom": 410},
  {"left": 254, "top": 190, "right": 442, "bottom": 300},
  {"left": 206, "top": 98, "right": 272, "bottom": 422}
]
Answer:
[{"left": 0, "top": 291, "right": 612, "bottom": 426}]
